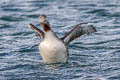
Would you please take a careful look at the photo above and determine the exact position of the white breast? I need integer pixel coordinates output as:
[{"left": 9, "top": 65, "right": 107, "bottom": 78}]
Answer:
[{"left": 39, "top": 31, "right": 67, "bottom": 63}]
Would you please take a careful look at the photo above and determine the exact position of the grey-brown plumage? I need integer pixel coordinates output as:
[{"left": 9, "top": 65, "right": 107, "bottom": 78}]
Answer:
[
  {"left": 62, "top": 23, "right": 97, "bottom": 45},
  {"left": 28, "top": 24, "right": 44, "bottom": 38}
]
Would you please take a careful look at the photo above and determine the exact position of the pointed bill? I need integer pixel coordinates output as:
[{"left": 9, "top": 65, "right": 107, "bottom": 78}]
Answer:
[
  {"left": 62, "top": 23, "right": 97, "bottom": 45},
  {"left": 28, "top": 23, "right": 44, "bottom": 39}
]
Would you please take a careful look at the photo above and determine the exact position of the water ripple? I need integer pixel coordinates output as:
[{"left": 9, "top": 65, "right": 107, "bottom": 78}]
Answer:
[{"left": 0, "top": 0, "right": 120, "bottom": 80}]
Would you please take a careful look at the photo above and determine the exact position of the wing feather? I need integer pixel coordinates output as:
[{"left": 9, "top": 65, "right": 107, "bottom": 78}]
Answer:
[
  {"left": 62, "top": 23, "right": 97, "bottom": 45},
  {"left": 28, "top": 23, "right": 44, "bottom": 38}
]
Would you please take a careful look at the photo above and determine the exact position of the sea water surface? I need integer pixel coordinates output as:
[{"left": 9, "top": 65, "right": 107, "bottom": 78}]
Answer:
[{"left": 0, "top": 0, "right": 120, "bottom": 80}]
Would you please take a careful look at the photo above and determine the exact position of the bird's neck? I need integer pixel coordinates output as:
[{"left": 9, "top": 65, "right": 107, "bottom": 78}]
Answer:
[{"left": 41, "top": 24, "right": 51, "bottom": 32}]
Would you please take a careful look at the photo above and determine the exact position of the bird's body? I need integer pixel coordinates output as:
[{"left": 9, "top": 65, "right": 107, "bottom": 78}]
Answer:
[
  {"left": 28, "top": 14, "right": 97, "bottom": 64},
  {"left": 39, "top": 31, "right": 67, "bottom": 63}
]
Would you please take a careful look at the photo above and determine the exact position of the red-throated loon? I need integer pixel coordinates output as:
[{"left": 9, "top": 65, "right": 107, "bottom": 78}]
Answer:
[{"left": 28, "top": 14, "right": 97, "bottom": 64}]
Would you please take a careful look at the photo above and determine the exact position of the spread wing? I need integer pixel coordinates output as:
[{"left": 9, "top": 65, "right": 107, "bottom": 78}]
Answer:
[
  {"left": 28, "top": 23, "right": 44, "bottom": 39},
  {"left": 62, "top": 23, "right": 97, "bottom": 45}
]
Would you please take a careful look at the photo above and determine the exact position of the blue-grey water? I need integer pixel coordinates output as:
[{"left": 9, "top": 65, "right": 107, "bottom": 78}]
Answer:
[{"left": 0, "top": 0, "right": 120, "bottom": 80}]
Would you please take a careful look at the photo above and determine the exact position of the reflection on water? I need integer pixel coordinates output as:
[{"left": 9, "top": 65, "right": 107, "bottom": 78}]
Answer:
[{"left": 0, "top": 0, "right": 120, "bottom": 80}]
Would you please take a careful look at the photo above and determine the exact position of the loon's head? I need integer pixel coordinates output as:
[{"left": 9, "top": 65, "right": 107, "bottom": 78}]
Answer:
[
  {"left": 39, "top": 14, "right": 49, "bottom": 26},
  {"left": 39, "top": 14, "right": 51, "bottom": 32}
]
